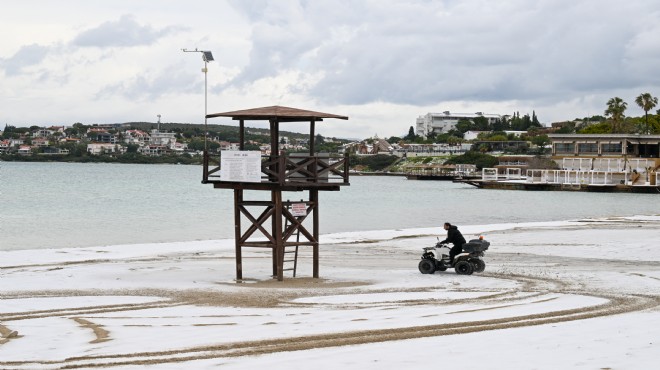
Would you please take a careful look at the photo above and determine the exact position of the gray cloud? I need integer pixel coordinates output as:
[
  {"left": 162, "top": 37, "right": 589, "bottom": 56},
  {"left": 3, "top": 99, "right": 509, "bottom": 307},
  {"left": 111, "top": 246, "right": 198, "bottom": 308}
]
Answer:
[
  {"left": 227, "top": 0, "right": 660, "bottom": 109},
  {"left": 96, "top": 61, "right": 201, "bottom": 101},
  {"left": 1, "top": 44, "right": 51, "bottom": 76},
  {"left": 72, "top": 14, "right": 183, "bottom": 47}
]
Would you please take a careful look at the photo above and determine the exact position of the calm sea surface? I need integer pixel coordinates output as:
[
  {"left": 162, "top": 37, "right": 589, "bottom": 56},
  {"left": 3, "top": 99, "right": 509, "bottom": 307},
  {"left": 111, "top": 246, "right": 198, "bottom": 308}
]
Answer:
[{"left": 1, "top": 161, "right": 658, "bottom": 251}]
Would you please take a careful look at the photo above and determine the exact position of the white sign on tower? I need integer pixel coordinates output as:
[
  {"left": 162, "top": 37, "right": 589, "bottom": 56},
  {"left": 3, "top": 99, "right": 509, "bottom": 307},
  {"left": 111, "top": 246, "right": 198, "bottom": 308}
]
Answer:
[{"left": 220, "top": 151, "right": 262, "bottom": 183}]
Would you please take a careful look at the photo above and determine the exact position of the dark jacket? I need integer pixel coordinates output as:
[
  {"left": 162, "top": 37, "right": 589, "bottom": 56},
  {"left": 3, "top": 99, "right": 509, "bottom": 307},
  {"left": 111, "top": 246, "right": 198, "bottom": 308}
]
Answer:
[{"left": 441, "top": 225, "right": 466, "bottom": 246}]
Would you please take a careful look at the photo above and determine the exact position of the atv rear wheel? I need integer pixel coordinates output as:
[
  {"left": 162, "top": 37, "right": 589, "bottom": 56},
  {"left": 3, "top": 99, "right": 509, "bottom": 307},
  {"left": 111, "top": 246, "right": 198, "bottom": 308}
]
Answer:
[
  {"left": 471, "top": 259, "right": 485, "bottom": 273},
  {"left": 418, "top": 259, "right": 436, "bottom": 274},
  {"left": 454, "top": 260, "right": 474, "bottom": 275}
]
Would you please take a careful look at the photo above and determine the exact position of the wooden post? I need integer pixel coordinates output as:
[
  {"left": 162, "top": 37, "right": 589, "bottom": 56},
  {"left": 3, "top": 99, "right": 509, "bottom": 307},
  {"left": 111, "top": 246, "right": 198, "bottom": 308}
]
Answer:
[
  {"left": 234, "top": 189, "right": 243, "bottom": 280},
  {"left": 311, "top": 189, "right": 319, "bottom": 278},
  {"left": 202, "top": 150, "right": 209, "bottom": 183},
  {"left": 310, "top": 118, "right": 315, "bottom": 155},
  {"left": 344, "top": 152, "right": 350, "bottom": 184},
  {"left": 239, "top": 119, "right": 245, "bottom": 150},
  {"left": 273, "top": 190, "right": 284, "bottom": 281}
]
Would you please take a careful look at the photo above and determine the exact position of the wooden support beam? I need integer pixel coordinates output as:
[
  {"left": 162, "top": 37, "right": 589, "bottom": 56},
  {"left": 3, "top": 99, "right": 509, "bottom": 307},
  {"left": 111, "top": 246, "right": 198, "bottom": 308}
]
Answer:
[
  {"left": 234, "top": 189, "right": 243, "bottom": 280},
  {"left": 273, "top": 190, "right": 285, "bottom": 281},
  {"left": 239, "top": 205, "right": 275, "bottom": 244},
  {"left": 239, "top": 119, "right": 245, "bottom": 150},
  {"left": 310, "top": 118, "right": 315, "bottom": 155},
  {"left": 311, "top": 189, "right": 319, "bottom": 278}
]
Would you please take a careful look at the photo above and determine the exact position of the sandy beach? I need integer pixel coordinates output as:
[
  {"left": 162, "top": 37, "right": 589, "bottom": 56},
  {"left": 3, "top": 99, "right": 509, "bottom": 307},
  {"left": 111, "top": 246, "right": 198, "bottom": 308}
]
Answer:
[{"left": 1, "top": 216, "right": 659, "bottom": 369}]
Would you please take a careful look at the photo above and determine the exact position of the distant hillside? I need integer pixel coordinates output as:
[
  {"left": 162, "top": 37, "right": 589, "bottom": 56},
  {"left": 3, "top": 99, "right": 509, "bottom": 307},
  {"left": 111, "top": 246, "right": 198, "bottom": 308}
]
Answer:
[{"left": 124, "top": 122, "right": 310, "bottom": 140}]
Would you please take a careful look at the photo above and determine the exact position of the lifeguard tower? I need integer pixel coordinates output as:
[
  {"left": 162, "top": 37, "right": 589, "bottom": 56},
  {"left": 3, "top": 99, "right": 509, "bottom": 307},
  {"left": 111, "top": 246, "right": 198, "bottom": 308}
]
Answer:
[{"left": 203, "top": 106, "right": 350, "bottom": 281}]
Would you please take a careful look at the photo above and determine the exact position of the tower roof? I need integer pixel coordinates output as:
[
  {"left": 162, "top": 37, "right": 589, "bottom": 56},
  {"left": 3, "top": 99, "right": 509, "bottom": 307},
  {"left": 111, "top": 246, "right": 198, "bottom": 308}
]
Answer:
[{"left": 206, "top": 105, "right": 348, "bottom": 122}]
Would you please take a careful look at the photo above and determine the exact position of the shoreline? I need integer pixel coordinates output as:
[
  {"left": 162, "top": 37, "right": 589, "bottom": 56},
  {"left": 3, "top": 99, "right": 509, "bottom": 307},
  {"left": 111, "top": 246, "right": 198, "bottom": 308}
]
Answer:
[{"left": 1, "top": 214, "right": 655, "bottom": 255}]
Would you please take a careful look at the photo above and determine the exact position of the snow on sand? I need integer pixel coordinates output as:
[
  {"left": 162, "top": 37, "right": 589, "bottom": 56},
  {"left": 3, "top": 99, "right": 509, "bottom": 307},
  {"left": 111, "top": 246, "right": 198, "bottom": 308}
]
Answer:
[{"left": 1, "top": 216, "right": 659, "bottom": 369}]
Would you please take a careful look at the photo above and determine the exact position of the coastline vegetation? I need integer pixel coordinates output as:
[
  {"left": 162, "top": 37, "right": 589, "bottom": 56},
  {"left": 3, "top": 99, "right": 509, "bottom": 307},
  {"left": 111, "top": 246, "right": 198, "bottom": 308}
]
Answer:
[{"left": 2, "top": 94, "right": 658, "bottom": 173}]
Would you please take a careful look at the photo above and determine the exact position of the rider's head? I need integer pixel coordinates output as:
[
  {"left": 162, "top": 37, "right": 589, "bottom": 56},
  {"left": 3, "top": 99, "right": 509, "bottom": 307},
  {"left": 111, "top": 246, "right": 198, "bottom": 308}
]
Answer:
[{"left": 443, "top": 222, "right": 451, "bottom": 230}]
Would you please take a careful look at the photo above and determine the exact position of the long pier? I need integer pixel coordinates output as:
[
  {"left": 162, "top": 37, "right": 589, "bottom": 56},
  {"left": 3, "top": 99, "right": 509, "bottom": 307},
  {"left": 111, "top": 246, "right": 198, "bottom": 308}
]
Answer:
[{"left": 457, "top": 179, "right": 660, "bottom": 193}]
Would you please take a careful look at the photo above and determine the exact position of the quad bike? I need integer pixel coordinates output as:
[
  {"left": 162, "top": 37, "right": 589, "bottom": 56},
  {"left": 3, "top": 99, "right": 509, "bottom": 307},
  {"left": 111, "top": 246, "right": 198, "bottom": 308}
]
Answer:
[{"left": 418, "top": 237, "right": 490, "bottom": 275}]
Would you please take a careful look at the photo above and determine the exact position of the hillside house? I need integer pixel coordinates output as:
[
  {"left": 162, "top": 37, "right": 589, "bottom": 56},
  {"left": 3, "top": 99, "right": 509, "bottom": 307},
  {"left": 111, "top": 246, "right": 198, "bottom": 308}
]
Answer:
[
  {"left": 87, "top": 143, "right": 123, "bottom": 155},
  {"left": 124, "top": 130, "right": 149, "bottom": 146}
]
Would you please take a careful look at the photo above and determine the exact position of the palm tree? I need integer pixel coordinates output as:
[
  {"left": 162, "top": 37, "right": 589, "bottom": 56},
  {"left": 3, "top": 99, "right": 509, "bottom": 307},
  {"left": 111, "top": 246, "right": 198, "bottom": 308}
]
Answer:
[
  {"left": 604, "top": 97, "right": 628, "bottom": 133},
  {"left": 635, "top": 93, "right": 658, "bottom": 134}
]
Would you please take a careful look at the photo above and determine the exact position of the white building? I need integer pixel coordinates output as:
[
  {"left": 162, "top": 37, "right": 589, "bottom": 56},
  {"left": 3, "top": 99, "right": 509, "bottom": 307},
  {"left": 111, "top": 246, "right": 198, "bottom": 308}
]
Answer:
[
  {"left": 416, "top": 111, "right": 502, "bottom": 138},
  {"left": 124, "top": 130, "right": 150, "bottom": 146},
  {"left": 149, "top": 129, "right": 177, "bottom": 146},
  {"left": 87, "top": 143, "right": 123, "bottom": 155}
]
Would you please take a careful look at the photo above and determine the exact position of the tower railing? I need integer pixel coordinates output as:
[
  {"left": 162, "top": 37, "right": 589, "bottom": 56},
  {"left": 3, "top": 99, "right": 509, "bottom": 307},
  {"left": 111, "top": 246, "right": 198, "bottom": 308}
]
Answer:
[{"left": 203, "top": 151, "right": 350, "bottom": 187}]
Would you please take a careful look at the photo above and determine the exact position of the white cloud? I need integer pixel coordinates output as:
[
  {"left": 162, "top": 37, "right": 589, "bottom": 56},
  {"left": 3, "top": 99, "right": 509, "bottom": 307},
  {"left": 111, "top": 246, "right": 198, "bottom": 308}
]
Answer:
[
  {"left": 1, "top": 0, "right": 660, "bottom": 137},
  {"left": 1, "top": 44, "right": 51, "bottom": 76},
  {"left": 72, "top": 14, "right": 184, "bottom": 48}
]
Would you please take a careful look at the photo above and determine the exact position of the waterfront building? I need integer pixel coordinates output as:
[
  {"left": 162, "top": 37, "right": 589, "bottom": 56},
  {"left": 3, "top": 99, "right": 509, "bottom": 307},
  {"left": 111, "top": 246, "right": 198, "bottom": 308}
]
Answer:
[
  {"left": 17, "top": 145, "right": 32, "bottom": 155},
  {"left": 415, "top": 111, "right": 502, "bottom": 138},
  {"left": 466, "top": 134, "right": 660, "bottom": 191},
  {"left": 549, "top": 134, "right": 660, "bottom": 160},
  {"left": 87, "top": 143, "right": 124, "bottom": 155}
]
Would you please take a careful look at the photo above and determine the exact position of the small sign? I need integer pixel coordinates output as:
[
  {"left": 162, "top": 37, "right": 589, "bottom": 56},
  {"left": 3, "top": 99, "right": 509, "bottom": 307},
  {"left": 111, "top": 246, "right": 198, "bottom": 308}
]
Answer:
[
  {"left": 290, "top": 203, "right": 307, "bottom": 217},
  {"left": 220, "top": 151, "right": 262, "bottom": 183}
]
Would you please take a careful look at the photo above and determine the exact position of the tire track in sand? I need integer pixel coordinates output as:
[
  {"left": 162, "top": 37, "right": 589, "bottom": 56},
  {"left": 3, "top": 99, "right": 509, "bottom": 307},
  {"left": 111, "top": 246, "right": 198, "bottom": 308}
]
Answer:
[{"left": 0, "top": 274, "right": 657, "bottom": 369}]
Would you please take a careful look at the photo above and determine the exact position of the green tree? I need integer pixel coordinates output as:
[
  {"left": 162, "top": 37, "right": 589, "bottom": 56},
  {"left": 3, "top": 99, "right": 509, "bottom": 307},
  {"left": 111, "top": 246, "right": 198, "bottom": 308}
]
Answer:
[
  {"left": 2, "top": 125, "right": 16, "bottom": 139},
  {"left": 521, "top": 114, "right": 532, "bottom": 129},
  {"left": 604, "top": 97, "right": 627, "bottom": 133},
  {"left": 349, "top": 154, "right": 398, "bottom": 171},
  {"left": 531, "top": 111, "right": 541, "bottom": 127},
  {"left": 578, "top": 121, "right": 612, "bottom": 134},
  {"left": 444, "top": 151, "right": 498, "bottom": 170},
  {"left": 491, "top": 117, "right": 509, "bottom": 131},
  {"left": 635, "top": 92, "right": 658, "bottom": 134},
  {"left": 446, "top": 135, "right": 462, "bottom": 145},
  {"left": 531, "top": 134, "right": 550, "bottom": 154},
  {"left": 510, "top": 112, "right": 524, "bottom": 130},
  {"left": 405, "top": 126, "right": 416, "bottom": 141},
  {"left": 473, "top": 116, "right": 489, "bottom": 131},
  {"left": 484, "top": 134, "right": 508, "bottom": 141},
  {"left": 454, "top": 118, "right": 474, "bottom": 134}
]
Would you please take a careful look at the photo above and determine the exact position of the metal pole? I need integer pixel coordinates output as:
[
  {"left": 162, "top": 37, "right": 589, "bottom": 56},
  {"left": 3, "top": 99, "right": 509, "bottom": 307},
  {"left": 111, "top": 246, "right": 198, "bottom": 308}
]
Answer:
[{"left": 182, "top": 48, "right": 213, "bottom": 152}]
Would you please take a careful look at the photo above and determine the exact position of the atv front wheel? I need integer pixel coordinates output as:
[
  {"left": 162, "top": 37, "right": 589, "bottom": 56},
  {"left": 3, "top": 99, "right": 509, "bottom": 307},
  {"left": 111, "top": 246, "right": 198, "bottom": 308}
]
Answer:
[
  {"left": 418, "top": 259, "right": 436, "bottom": 274},
  {"left": 454, "top": 260, "right": 474, "bottom": 275}
]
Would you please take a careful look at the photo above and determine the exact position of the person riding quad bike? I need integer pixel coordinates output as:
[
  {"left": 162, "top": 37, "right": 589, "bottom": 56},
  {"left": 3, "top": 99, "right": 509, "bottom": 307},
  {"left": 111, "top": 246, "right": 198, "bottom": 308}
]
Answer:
[{"left": 439, "top": 222, "right": 466, "bottom": 265}]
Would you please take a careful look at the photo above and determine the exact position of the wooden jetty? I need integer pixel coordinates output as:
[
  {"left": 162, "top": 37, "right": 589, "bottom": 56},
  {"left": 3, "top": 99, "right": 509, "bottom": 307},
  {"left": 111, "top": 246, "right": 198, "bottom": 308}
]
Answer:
[
  {"left": 405, "top": 163, "right": 477, "bottom": 181},
  {"left": 458, "top": 178, "right": 660, "bottom": 193}
]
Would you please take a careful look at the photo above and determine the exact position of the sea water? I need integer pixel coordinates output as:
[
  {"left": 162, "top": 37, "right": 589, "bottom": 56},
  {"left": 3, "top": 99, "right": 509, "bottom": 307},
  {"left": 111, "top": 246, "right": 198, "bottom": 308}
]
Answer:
[{"left": 1, "top": 161, "right": 657, "bottom": 250}]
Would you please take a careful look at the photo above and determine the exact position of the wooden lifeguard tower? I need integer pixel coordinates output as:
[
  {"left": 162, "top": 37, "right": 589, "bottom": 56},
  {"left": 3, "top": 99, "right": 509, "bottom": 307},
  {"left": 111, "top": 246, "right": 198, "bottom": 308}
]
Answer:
[{"left": 202, "top": 106, "right": 350, "bottom": 281}]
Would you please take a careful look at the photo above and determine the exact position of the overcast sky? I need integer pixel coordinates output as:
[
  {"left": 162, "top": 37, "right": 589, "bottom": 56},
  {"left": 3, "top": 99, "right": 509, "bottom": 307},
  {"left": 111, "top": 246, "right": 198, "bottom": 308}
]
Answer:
[{"left": 2, "top": 0, "right": 660, "bottom": 139}]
